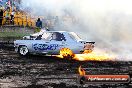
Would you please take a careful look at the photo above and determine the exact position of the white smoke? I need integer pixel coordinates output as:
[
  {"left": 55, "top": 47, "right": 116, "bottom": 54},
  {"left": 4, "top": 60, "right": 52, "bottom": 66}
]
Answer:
[{"left": 22, "top": 0, "right": 132, "bottom": 61}]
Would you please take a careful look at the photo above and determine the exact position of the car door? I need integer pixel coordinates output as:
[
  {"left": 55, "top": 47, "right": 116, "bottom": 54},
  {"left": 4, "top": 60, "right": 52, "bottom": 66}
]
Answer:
[
  {"left": 31, "top": 40, "right": 49, "bottom": 54},
  {"left": 31, "top": 32, "right": 52, "bottom": 54},
  {"left": 45, "top": 32, "right": 67, "bottom": 55},
  {"left": 31, "top": 32, "right": 66, "bottom": 55}
]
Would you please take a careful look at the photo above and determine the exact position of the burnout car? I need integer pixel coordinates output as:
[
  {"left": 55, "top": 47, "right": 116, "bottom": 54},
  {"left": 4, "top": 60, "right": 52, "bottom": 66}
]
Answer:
[{"left": 14, "top": 31, "right": 95, "bottom": 58}]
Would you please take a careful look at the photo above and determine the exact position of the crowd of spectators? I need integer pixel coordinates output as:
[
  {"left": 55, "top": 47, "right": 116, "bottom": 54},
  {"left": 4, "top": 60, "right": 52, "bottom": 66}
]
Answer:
[
  {"left": 0, "top": 0, "right": 76, "bottom": 33},
  {"left": 0, "top": 0, "right": 42, "bottom": 29},
  {"left": 0, "top": 0, "right": 19, "bottom": 26}
]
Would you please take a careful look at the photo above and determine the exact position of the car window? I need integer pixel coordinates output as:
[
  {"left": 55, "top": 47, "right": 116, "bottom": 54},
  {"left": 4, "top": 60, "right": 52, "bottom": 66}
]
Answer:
[
  {"left": 35, "top": 35, "right": 42, "bottom": 40},
  {"left": 41, "top": 32, "right": 52, "bottom": 40},
  {"left": 35, "top": 32, "right": 66, "bottom": 41},
  {"left": 51, "top": 32, "right": 66, "bottom": 41},
  {"left": 69, "top": 32, "right": 81, "bottom": 41}
]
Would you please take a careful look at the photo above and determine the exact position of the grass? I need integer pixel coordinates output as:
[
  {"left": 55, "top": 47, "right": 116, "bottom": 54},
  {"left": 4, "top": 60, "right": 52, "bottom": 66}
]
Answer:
[
  {"left": 0, "top": 27, "right": 34, "bottom": 38},
  {"left": 0, "top": 32, "right": 30, "bottom": 38}
]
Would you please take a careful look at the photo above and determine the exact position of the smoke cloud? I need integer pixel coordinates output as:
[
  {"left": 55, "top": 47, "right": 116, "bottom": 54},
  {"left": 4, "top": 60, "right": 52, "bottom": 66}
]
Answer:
[{"left": 22, "top": 0, "right": 132, "bottom": 61}]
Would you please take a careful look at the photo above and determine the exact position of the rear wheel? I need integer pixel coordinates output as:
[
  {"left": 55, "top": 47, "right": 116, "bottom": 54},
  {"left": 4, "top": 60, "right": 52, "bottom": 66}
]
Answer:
[
  {"left": 60, "top": 48, "right": 75, "bottom": 60},
  {"left": 19, "top": 46, "right": 29, "bottom": 56}
]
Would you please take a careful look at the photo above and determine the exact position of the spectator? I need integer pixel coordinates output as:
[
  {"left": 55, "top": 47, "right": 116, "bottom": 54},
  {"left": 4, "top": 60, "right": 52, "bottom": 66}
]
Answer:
[
  {"left": 5, "top": 2, "right": 10, "bottom": 10},
  {"left": 54, "top": 16, "right": 61, "bottom": 29},
  {"left": 35, "top": 18, "right": 42, "bottom": 32},
  {"left": 5, "top": 9, "right": 10, "bottom": 24},
  {"left": 10, "top": 10, "right": 15, "bottom": 24},
  {"left": 0, "top": 6, "right": 3, "bottom": 26},
  {"left": 36, "top": 18, "right": 42, "bottom": 28}
]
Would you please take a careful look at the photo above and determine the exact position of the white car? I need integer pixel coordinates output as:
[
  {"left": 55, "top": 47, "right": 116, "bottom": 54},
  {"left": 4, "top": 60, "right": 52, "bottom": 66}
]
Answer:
[{"left": 14, "top": 31, "right": 95, "bottom": 58}]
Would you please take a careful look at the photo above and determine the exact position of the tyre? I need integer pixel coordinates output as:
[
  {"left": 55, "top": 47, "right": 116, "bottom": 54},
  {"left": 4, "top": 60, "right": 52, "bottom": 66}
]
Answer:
[
  {"left": 60, "top": 48, "right": 75, "bottom": 60},
  {"left": 19, "top": 46, "right": 29, "bottom": 56}
]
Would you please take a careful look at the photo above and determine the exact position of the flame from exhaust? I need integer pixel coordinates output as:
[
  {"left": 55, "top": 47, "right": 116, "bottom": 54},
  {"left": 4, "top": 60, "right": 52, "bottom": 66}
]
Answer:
[
  {"left": 57, "top": 49, "right": 115, "bottom": 61},
  {"left": 56, "top": 47, "right": 116, "bottom": 61},
  {"left": 78, "top": 66, "right": 86, "bottom": 76},
  {"left": 74, "top": 52, "right": 112, "bottom": 61}
]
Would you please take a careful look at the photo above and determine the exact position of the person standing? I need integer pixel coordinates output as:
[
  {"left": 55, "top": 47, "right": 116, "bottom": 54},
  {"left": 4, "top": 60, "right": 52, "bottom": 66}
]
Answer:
[
  {"left": 5, "top": 9, "right": 10, "bottom": 25},
  {"left": 10, "top": 10, "right": 15, "bottom": 25},
  {"left": 0, "top": 7, "right": 3, "bottom": 26},
  {"left": 35, "top": 18, "right": 42, "bottom": 33},
  {"left": 36, "top": 18, "right": 42, "bottom": 28}
]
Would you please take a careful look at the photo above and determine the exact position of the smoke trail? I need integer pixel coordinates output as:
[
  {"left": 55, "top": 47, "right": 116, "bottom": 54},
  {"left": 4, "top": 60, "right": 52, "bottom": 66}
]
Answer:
[{"left": 21, "top": 0, "right": 132, "bottom": 61}]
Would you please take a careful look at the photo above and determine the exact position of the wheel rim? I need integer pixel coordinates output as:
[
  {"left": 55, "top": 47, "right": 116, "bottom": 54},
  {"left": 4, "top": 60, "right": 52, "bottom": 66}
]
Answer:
[{"left": 19, "top": 46, "right": 28, "bottom": 55}]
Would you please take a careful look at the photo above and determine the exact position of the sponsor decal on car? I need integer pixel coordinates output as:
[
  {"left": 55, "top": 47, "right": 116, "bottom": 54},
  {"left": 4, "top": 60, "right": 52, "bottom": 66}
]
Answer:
[{"left": 32, "top": 43, "right": 59, "bottom": 50}]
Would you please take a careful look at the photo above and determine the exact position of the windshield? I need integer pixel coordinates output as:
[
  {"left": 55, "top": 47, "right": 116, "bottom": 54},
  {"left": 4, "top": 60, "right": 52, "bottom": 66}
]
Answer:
[{"left": 69, "top": 32, "right": 81, "bottom": 41}]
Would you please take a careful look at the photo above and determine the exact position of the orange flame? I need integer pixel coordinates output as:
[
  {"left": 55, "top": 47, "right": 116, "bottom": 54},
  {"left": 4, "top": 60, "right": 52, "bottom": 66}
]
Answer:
[
  {"left": 59, "top": 48, "right": 74, "bottom": 57},
  {"left": 74, "top": 52, "right": 112, "bottom": 61},
  {"left": 57, "top": 48, "right": 115, "bottom": 61},
  {"left": 78, "top": 66, "right": 86, "bottom": 76}
]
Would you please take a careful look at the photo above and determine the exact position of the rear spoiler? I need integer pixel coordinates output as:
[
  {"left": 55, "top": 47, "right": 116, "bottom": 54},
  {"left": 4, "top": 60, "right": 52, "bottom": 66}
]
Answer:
[{"left": 86, "top": 42, "right": 95, "bottom": 44}]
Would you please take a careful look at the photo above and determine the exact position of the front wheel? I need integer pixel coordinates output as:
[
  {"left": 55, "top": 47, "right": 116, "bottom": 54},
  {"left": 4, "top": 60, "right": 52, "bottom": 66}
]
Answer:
[{"left": 19, "top": 46, "right": 29, "bottom": 56}]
